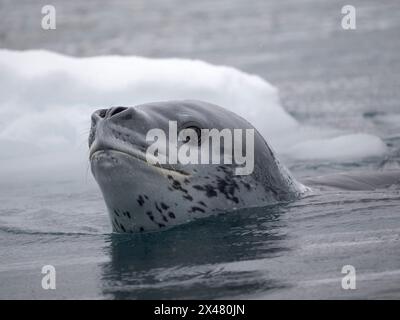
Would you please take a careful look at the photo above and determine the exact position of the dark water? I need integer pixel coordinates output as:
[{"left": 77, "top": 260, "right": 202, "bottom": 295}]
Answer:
[{"left": 1, "top": 0, "right": 400, "bottom": 299}]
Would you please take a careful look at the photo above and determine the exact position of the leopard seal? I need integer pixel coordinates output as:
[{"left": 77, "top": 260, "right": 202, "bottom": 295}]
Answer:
[{"left": 89, "top": 100, "right": 307, "bottom": 233}]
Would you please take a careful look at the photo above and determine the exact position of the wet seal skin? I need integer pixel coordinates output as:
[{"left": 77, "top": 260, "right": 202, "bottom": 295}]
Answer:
[{"left": 89, "top": 100, "right": 307, "bottom": 233}]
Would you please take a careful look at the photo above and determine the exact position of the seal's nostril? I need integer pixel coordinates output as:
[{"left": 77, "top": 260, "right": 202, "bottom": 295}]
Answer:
[
  {"left": 109, "top": 107, "right": 128, "bottom": 117},
  {"left": 98, "top": 109, "right": 107, "bottom": 118}
]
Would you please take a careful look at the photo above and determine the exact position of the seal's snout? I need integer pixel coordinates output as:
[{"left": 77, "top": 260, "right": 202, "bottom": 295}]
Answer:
[
  {"left": 89, "top": 106, "right": 151, "bottom": 162},
  {"left": 108, "top": 106, "right": 128, "bottom": 118},
  {"left": 92, "top": 106, "right": 129, "bottom": 123},
  {"left": 89, "top": 107, "right": 133, "bottom": 148}
]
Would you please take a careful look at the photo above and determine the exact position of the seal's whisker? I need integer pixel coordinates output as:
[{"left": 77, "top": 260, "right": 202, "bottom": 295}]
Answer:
[
  {"left": 85, "top": 161, "right": 90, "bottom": 183},
  {"left": 77, "top": 139, "right": 89, "bottom": 149},
  {"left": 79, "top": 132, "right": 90, "bottom": 137}
]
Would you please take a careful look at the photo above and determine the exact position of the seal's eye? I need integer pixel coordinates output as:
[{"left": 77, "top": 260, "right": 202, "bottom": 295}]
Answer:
[{"left": 182, "top": 126, "right": 202, "bottom": 146}]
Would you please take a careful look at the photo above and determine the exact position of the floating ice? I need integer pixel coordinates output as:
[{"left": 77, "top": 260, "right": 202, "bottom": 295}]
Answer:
[
  {"left": 286, "top": 133, "right": 387, "bottom": 161},
  {"left": 0, "top": 50, "right": 386, "bottom": 179}
]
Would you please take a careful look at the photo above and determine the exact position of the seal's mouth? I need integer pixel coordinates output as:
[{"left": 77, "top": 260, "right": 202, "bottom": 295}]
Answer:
[
  {"left": 89, "top": 135, "right": 151, "bottom": 161},
  {"left": 90, "top": 144, "right": 190, "bottom": 177},
  {"left": 90, "top": 146, "right": 146, "bottom": 163}
]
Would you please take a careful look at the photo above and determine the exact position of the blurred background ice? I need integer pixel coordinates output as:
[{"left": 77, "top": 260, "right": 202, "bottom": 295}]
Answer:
[{"left": 1, "top": 0, "right": 399, "bottom": 179}]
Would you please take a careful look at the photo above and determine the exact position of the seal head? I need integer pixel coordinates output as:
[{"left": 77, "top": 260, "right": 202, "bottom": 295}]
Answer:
[{"left": 89, "top": 100, "right": 305, "bottom": 232}]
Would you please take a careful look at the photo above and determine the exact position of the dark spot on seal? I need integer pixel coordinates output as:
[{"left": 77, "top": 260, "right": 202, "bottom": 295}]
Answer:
[
  {"left": 140, "top": 227, "right": 144, "bottom": 232},
  {"left": 162, "top": 215, "right": 168, "bottom": 222},
  {"left": 183, "top": 194, "right": 193, "bottom": 201},
  {"left": 146, "top": 211, "right": 154, "bottom": 221},
  {"left": 144, "top": 195, "right": 149, "bottom": 200},
  {"left": 203, "top": 185, "right": 218, "bottom": 198},
  {"left": 217, "top": 176, "right": 239, "bottom": 196},
  {"left": 184, "top": 178, "right": 190, "bottom": 184},
  {"left": 212, "top": 170, "right": 240, "bottom": 203},
  {"left": 120, "top": 224, "right": 126, "bottom": 232},
  {"left": 124, "top": 211, "right": 131, "bottom": 219},
  {"left": 171, "top": 179, "right": 189, "bottom": 194},
  {"left": 161, "top": 202, "right": 169, "bottom": 210},
  {"left": 158, "top": 223, "right": 166, "bottom": 228},
  {"left": 242, "top": 182, "right": 251, "bottom": 190},
  {"left": 218, "top": 165, "right": 231, "bottom": 174},
  {"left": 114, "top": 210, "right": 120, "bottom": 217},
  {"left": 137, "top": 195, "right": 145, "bottom": 206},
  {"left": 112, "top": 220, "right": 118, "bottom": 230},
  {"left": 198, "top": 201, "right": 207, "bottom": 207},
  {"left": 190, "top": 206, "right": 205, "bottom": 213},
  {"left": 155, "top": 203, "right": 162, "bottom": 213},
  {"left": 209, "top": 185, "right": 218, "bottom": 197},
  {"left": 172, "top": 180, "right": 182, "bottom": 189},
  {"left": 168, "top": 212, "right": 176, "bottom": 219},
  {"left": 114, "top": 218, "right": 124, "bottom": 231}
]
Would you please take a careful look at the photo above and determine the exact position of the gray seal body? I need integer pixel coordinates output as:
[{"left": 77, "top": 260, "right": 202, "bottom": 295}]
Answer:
[{"left": 89, "top": 100, "right": 306, "bottom": 233}]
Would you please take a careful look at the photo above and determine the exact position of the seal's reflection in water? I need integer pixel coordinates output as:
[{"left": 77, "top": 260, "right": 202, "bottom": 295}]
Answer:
[{"left": 100, "top": 204, "right": 290, "bottom": 299}]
